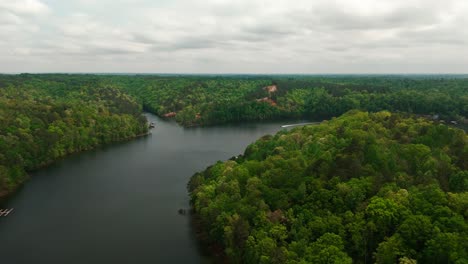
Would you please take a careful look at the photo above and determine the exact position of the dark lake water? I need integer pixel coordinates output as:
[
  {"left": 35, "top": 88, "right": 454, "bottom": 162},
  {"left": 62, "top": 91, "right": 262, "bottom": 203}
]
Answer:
[{"left": 0, "top": 113, "right": 288, "bottom": 264}]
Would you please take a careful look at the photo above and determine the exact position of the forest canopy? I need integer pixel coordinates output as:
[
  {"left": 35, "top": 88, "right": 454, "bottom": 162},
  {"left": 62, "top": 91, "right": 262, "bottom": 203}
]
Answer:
[
  {"left": 0, "top": 74, "right": 467, "bottom": 261},
  {"left": 0, "top": 76, "right": 148, "bottom": 200},
  {"left": 2, "top": 74, "right": 467, "bottom": 127},
  {"left": 189, "top": 111, "right": 468, "bottom": 263},
  {"left": 1, "top": 73, "right": 467, "bottom": 202},
  {"left": 117, "top": 74, "right": 468, "bottom": 126}
]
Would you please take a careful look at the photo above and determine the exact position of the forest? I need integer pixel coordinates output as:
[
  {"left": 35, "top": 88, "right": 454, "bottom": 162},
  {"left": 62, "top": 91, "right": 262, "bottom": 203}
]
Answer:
[
  {"left": 3, "top": 74, "right": 467, "bottom": 127},
  {"left": 1, "top": 74, "right": 467, "bottom": 262},
  {"left": 115, "top": 74, "right": 468, "bottom": 127},
  {"left": 0, "top": 75, "right": 148, "bottom": 200},
  {"left": 189, "top": 111, "right": 468, "bottom": 263}
]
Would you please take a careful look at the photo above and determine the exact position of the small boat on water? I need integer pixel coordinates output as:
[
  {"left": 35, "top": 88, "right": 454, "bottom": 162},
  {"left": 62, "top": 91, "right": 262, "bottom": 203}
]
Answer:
[
  {"left": 149, "top": 122, "right": 155, "bottom": 128},
  {"left": 281, "top": 122, "right": 319, "bottom": 128}
]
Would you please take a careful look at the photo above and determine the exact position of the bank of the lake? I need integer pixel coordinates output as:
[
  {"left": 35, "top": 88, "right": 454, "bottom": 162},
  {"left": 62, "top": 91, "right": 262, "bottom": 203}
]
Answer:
[
  {"left": 0, "top": 130, "right": 151, "bottom": 205},
  {"left": 188, "top": 111, "right": 468, "bottom": 263},
  {"left": 0, "top": 113, "right": 287, "bottom": 264}
]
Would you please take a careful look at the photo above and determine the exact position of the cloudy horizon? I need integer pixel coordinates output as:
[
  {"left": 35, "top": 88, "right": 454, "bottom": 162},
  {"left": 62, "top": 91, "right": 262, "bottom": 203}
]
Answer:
[{"left": 1, "top": 0, "right": 467, "bottom": 74}]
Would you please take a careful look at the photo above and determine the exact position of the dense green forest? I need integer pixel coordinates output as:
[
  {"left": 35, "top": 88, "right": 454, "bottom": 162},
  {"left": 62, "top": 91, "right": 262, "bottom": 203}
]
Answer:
[
  {"left": 1, "top": 74, "right": 467, "bottom": 261},
  {"left": 0, "top": 76, "right": 148, "bottom": 200},
  {"left": 2, "top": 74, "right": 467, "bottom": 127},
  {"left": 114, "top": 74, "right": 468, "bottom": 126},
  {"left": 1, "top": 73, "right": 467, "bottom": 203},
  {"left": 189, "top": 111, "right": 468, "bottom": 263}
]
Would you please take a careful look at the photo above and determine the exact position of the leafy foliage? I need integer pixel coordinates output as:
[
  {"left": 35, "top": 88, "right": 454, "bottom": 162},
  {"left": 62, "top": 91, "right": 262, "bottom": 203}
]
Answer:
[
  {"left": 0, "top": 75, "right": 148, "bottom": 199},
  {"left": 189, "top": 111, "right": 468, "bottom": 263},
  {"left": 118, "top": 75, "right": 468, "bottom": 126},
  {"left": 5, "top": 74, "right": 467, "bottom": 127}
]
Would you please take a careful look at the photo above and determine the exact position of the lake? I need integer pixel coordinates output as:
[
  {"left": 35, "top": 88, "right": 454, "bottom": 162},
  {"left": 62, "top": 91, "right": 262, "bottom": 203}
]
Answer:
[{"left": 0, "top": 113, "right": 288, "bottom": 263}]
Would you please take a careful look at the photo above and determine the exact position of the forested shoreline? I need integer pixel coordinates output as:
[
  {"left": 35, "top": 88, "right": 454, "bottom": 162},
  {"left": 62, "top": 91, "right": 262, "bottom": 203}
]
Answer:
[
  {"left": 2, "top": 74, "right": 467, "bottom": 127},
  {"left": 1, "top": 73, "right": 467, "bottom": 200},
  {"left": 189, "top": 111, "right": 468, "bottom": 263},
  {"left": 110, "top": 74, "right": 468, "bottom": 127},
  {"left": 1, "top": 74, "right": 467, "bottom": 263},
  {"left": 0, "top": 76, "right": 148, "bottom": 201}
]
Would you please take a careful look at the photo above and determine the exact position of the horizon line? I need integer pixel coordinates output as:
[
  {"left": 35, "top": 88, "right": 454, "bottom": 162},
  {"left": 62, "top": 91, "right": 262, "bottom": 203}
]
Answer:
[{"left": 1, "top": 72, "right": 468, "bottom": 76}]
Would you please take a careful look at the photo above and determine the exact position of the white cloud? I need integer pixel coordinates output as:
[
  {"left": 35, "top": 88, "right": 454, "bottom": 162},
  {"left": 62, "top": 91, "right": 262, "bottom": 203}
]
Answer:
[
  {"left": 0, "top": 0, "right": 50, "bottom": 15},
  {"left": 0, "top": 11, "right": 24, "bottom": 24}
]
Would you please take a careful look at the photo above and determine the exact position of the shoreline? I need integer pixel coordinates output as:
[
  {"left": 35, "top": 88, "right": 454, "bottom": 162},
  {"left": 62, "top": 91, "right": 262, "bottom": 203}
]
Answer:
[
  {"left": 190, "top": 211, "right": 229, "bottom": 263},
  {"left": 0, "top": 130, "right": 151, "bottom": 205}
]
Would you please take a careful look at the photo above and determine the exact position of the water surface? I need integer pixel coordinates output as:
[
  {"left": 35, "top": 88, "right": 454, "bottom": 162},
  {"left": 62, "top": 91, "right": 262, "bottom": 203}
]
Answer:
[{"left": 0, "top": 113, "right": 286, "bottom": 264}]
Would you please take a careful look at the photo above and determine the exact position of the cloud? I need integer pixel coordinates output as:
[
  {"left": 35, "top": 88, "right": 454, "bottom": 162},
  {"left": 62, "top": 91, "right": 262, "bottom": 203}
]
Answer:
[
  {"left": 0, "top": 11, "right": 24, "bottom": 25},
  {"left": 0, "top": 0, "right": 50, "bottom": 15},
  {"left": 0, "top": 0, "right": 467, "bottom": 73}
]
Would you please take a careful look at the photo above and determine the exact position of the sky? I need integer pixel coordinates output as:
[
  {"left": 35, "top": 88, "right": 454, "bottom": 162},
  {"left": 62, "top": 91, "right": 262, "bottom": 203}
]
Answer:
[{"left": 0, "top": 0, "right": 467, "bottom": 74}]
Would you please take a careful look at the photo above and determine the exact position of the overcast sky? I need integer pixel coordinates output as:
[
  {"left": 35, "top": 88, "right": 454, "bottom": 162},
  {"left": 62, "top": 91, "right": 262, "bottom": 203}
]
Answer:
[{"left": 0, "top": 0, "right": 467, "bottom": 73}]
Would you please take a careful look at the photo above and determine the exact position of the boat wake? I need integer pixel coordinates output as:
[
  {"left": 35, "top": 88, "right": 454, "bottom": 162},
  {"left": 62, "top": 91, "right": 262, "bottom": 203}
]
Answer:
[{"left": 281, "top": 122, "right": 319, "bottom": 128}]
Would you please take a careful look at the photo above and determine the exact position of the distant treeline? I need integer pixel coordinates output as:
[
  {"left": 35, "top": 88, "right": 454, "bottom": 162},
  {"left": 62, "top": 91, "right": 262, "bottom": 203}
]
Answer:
[
  {"left": 3, "top": 74, "right": 467, "bottom": 127},
  {"left": 115, "top": 75, "right": 468, "bottom": 126},
  {"left": 117, "top": 74, "right": 468, "bottom": 126}
]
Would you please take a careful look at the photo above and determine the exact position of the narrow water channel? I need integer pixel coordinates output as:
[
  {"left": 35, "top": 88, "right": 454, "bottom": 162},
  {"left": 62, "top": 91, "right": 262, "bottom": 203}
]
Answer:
[{"left": 0, "top": 113, "right": 286, "bottom": 264}]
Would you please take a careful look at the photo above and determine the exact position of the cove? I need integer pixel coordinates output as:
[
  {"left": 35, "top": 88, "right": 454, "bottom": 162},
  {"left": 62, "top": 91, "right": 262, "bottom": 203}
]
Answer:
[{"left": 0, "top": 113, "right": 287, "bottom": 264}]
